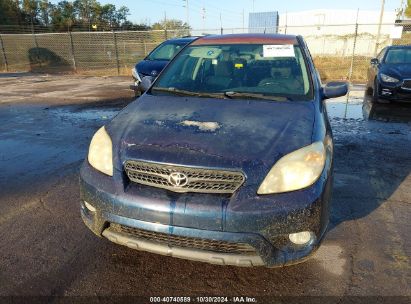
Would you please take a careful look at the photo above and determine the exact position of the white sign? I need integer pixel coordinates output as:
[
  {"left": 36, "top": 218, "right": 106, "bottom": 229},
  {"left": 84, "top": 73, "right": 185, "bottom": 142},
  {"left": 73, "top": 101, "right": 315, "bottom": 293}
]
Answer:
[
  {"left": 263, "top": 45, "right": 295, "bottom": 58},
  {"left": 390, "top": 26, "right": 403, "bottom": 39}
]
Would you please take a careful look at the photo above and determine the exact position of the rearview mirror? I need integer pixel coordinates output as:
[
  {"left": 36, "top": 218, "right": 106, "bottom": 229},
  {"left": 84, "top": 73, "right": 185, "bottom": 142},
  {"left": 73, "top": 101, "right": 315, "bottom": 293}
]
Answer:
[
  {"left": 370, "top": 58, "right": 379, "bottom": 65},
  {"left": 323, "top": 81, "right": 348, "bottom": 99},
  {"left": 140, "top": 76, "right": 154, "bottom": 93}
]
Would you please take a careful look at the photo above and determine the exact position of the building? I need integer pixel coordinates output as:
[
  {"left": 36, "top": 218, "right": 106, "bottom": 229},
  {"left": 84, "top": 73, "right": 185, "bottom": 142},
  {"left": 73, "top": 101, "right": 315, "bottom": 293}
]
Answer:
[
  {"left": 276, "top": 9, "right": 397, "bottom": 56},
  {"left": 249, "top": 11, "right": 279, "bottom": 33}
]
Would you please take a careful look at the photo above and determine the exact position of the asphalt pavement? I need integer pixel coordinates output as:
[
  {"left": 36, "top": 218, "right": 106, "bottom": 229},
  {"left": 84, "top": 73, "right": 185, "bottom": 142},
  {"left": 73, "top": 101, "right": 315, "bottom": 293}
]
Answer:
[{"left": 0, "top": 73, "right": 410, "bottom": 302}]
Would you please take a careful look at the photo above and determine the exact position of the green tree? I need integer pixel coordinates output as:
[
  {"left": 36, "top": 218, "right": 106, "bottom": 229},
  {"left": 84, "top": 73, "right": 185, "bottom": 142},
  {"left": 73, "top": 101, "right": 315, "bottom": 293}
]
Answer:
[
  {"left": 39, "top": 0, "right": 51, "bottom": 26},
  {"left": 50, "top": 1, "right": 75, "bottom": 31},
  {"left": 405, "top": 0, "right": 411, "bottom": 18},
  {"left": 121, "top": 21, "right": 150, "bottom": 31},
  {"left": 0, "top": 0, "right": 21, "bottom": 25},
  {"left": 0, "top": 0, "right": 140, "bottom": 32},
  {"left": 152, "top": 19, "right": 190, "bottom": 31},
  {"left": 116, "top": 6, "right": 129, "bottom": 26},
  {"left": 100, "top": 3, "right": 117, "bottom": 27},
  {"left": 22, "top": 0, "right": 43, "bottom": 26}
]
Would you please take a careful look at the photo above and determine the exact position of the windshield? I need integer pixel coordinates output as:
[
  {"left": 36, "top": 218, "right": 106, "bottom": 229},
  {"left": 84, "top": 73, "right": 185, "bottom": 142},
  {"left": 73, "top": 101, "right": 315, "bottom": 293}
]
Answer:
[
  {"left": 385, "top": 48, "right": 411, "bottom": 64},
  {"left": 151, "top": 43, "right": 313, "bottom": 101},
  {"left": 146, "top": 42, "right": 186, "bottom": 61}
]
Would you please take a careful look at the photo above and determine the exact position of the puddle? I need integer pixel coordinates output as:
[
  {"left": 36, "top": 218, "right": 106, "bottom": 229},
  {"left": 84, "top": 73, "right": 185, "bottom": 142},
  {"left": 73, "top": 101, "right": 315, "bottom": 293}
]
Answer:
[{"left": 326, "top": 100, "right": 364, "bottom": 120}]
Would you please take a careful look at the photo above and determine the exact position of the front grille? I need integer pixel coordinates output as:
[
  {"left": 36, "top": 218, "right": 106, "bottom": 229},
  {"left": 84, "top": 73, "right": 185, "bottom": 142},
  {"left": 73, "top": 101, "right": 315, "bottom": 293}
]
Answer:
[
  {"left": 124, "top": 160, "right": 245, "bottom": 194},
  {"left": 401, "top": 79, "right": 411, "bottom": 90},
  {"left": 111, "top": 223, "right": 256, "bottom": 255}
]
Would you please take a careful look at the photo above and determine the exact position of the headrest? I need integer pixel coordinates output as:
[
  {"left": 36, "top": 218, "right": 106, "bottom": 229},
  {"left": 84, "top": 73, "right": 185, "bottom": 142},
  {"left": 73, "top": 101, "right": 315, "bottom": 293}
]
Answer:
[{"left": 215, "top": 61, "right": 233, "bottom": 77}]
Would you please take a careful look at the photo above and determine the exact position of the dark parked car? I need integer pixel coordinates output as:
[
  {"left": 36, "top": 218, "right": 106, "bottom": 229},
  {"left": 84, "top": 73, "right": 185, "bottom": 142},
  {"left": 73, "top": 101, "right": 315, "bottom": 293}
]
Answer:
[
  {"left": 130, "top": 36, "right": 197, "bottom": 95},
  {"left": 366, "top": 45, "right": 411, "bottom": 103},
  {"left": 81, "top": 34, "right": 348, "bottom": 267}
]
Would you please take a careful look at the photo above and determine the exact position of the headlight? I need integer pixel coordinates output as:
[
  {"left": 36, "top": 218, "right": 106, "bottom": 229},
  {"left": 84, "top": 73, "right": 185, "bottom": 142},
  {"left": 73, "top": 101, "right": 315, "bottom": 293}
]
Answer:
[
  {"left": 380, "top": 73, "right": 399, "bottom": 83},
  {"left": 88, "top": 126, "right": 113, "bottom": 176},
  {"left": 257, "top": 142, "right": 326, "bottom": 194},
  {"left": 132, "top": 67, "right": 141, "bottom": 81}
]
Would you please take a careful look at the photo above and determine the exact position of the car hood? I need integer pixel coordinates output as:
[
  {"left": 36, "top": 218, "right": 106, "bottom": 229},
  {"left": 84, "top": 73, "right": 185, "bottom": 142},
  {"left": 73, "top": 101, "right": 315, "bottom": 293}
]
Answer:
[
  {"left": 380, "top": 63, "right": 411, "bottom": 79},
  {"left": 136, "top": 60, "right": 168, "bottom": 76},
  {"left": 109, "top": 94, "right": 315, "bottom": 177}
]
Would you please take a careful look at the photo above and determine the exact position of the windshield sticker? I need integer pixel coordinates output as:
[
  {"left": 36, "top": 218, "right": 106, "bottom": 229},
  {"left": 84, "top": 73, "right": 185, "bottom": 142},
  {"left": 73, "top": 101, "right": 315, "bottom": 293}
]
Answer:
[
  {"left": 263, "top": 45, "right": 295, "bottom": 58},
  {"left": 190, "top": 47, "right": 222, "bottom": 59}
]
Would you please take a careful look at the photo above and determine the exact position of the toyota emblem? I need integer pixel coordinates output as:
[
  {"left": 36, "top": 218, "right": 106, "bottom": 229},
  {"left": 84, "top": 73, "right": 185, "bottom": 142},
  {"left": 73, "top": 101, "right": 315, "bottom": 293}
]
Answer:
[{"left": 168, "top": 172, "right": 188, "bottom": 187}]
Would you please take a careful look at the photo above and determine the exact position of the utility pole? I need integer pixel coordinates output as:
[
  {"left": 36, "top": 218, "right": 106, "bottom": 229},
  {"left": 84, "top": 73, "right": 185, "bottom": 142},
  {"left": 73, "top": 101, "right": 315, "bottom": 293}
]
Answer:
[
  {"left": 183, "top": 0, "right": 189, "bottom": 26},
  {"left": 398, "top": 0, "right": 405, "bottom": 20},
  {"left": 285, "top": 11, "right": 288, "bottom": 34},
  {"left": 242, "top": 9, "right": 245, "bottom": 31},
  {"left": 374, "top": 0, "right": 385, "bottom": 56},
  {"left": 164, "top": 11, "right": 168, "bottom": 39},
  {"left": 201, "top": 7, "right": 206, "bottom": 29},
  {"left": 220, "top": 13, "right": 223, "bottom": 35},
  {"left": 345, "top": 8, "right": 360, "bottom": 119}
]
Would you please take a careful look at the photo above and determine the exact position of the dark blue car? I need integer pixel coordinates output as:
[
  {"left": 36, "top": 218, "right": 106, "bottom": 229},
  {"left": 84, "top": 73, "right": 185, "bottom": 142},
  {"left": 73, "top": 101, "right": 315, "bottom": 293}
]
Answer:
[
  {"left": 130, "top": 36, "right": 197, "bottom": 95},
  {"left": 81, "top": 34, "right": 348, "bottom": 267},
  {"left": 366, "top": 45, "right": 411, "bottom": 103}
]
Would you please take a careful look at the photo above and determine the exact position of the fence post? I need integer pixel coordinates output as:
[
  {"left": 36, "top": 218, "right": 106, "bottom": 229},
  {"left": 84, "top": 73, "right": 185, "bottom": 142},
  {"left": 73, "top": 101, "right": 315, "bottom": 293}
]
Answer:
[
  {"left": 164, "top": 29, "right": 168, "bottom": 40},
  {"left": 0, "top": 34, "right": 8, "bottom": 72},
  {"left": 68, "top": 31, "right": 77, "bottom": 72},
  {"left": 32, "top": 34, "right": 41, "bottom": 68},
  {"left": 112, "top": 30, "right": 120, "bottom": 76},
  {"left": 348, "top": 23, "right": 359, "bottom": 83},
  {"left": 345, "top": 22, "right": 359, "bottom": 119}
]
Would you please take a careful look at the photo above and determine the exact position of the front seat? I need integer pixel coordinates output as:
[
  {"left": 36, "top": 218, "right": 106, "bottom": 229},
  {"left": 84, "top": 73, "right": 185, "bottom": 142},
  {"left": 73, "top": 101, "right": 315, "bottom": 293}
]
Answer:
[{"left": 205, "top": 61, "right": 233, "bottom": 90}]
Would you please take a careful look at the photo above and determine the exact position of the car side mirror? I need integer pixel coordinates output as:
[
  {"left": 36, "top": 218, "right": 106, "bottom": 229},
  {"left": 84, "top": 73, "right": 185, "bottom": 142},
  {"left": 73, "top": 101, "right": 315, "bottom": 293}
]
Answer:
[
  {"left": 140, "top": 76, "right": 154, "bottom": 93},
  {"left": 370, "top": 58, "right": 379, "bottom": 65},
  {"left": 323, "top": 81, "right": 348, "bottom": 99}
]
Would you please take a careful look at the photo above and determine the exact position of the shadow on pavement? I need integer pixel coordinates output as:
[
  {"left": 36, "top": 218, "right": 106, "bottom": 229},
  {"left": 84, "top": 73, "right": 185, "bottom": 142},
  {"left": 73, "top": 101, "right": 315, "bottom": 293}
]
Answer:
[
  {"left": 363, "top": 94, "right": 411, "bottom": 123},
  {"left": 329, "top": 94, "right": 411, "bottom": 231},
  {"left": 0, "top": 72, "right": 37, "bottom": 78}
]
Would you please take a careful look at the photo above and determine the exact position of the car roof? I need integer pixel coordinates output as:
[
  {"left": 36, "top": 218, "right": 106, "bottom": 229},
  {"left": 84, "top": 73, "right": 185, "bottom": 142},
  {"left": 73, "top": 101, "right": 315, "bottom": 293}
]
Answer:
[
  {"left": 386, "top": 45, "right": 411, "bottom": 50},
  {"left": 192, "top": 33, "right": 299, "bottom": 45},
  {"left": 164, "top": 36, "right": 199, "bottom": 44}
]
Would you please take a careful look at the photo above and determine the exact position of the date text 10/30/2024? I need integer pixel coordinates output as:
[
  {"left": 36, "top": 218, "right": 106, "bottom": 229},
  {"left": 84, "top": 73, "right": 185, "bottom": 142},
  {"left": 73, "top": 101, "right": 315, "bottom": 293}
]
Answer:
[{"left": 149, "top": 296, "right": 257, "bottom": 303}]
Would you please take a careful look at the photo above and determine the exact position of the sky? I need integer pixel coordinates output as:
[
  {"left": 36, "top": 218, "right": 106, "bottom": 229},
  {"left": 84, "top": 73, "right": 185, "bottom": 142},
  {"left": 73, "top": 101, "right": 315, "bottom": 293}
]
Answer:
[{"left": 59, "top": 0, "right": 404, "bottom": 29}]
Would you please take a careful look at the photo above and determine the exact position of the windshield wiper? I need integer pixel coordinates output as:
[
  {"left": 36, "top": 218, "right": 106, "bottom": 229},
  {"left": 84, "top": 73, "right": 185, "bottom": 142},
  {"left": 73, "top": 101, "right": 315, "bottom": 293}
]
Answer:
[
  {"left": 223, "top": 91, "right": 290, "bottom": 101},
  {"left": 151, "top": 87, "right": 226, "bottom": 98}
]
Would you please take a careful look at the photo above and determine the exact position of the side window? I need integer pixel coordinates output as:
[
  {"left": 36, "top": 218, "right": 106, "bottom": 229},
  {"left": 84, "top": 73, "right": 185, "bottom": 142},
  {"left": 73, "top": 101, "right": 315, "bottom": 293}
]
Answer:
[
  {"left": 154, "top": 44, "right": 175, "bottom": 60},
  {"left": 377, "top": 48, "right": 386, "bottom": 62}
]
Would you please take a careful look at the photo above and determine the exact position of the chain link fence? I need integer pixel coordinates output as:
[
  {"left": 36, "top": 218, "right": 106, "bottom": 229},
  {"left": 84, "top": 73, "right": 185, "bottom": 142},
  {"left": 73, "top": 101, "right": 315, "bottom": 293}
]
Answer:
[{"left": 0, "top": 23, "right": 410, "bottom": 82}]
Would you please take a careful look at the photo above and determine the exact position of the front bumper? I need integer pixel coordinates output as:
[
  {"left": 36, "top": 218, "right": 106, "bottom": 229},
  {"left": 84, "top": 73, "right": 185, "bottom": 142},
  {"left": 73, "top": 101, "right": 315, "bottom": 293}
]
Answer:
[
  {"left": 130, "top": 79, "right": 141, "bottom": 93},
  {"left": 80, "top": 161, "right": 332, "bottom": 267},
  {"left": 377, "top": 81, "right": 411, "bottom": 102}
]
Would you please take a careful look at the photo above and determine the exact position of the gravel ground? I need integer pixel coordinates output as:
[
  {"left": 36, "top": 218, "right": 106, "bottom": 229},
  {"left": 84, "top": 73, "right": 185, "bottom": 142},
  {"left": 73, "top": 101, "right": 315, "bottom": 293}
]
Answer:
[{"left": 0, "top": 73, "right": 410, "bottom": 302}]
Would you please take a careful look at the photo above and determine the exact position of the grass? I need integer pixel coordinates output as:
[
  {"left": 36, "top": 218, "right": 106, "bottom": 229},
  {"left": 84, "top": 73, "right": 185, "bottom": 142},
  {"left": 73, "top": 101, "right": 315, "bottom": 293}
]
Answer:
[{"left": 313, "top": 56, "right": 371, "bottom": 83}]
